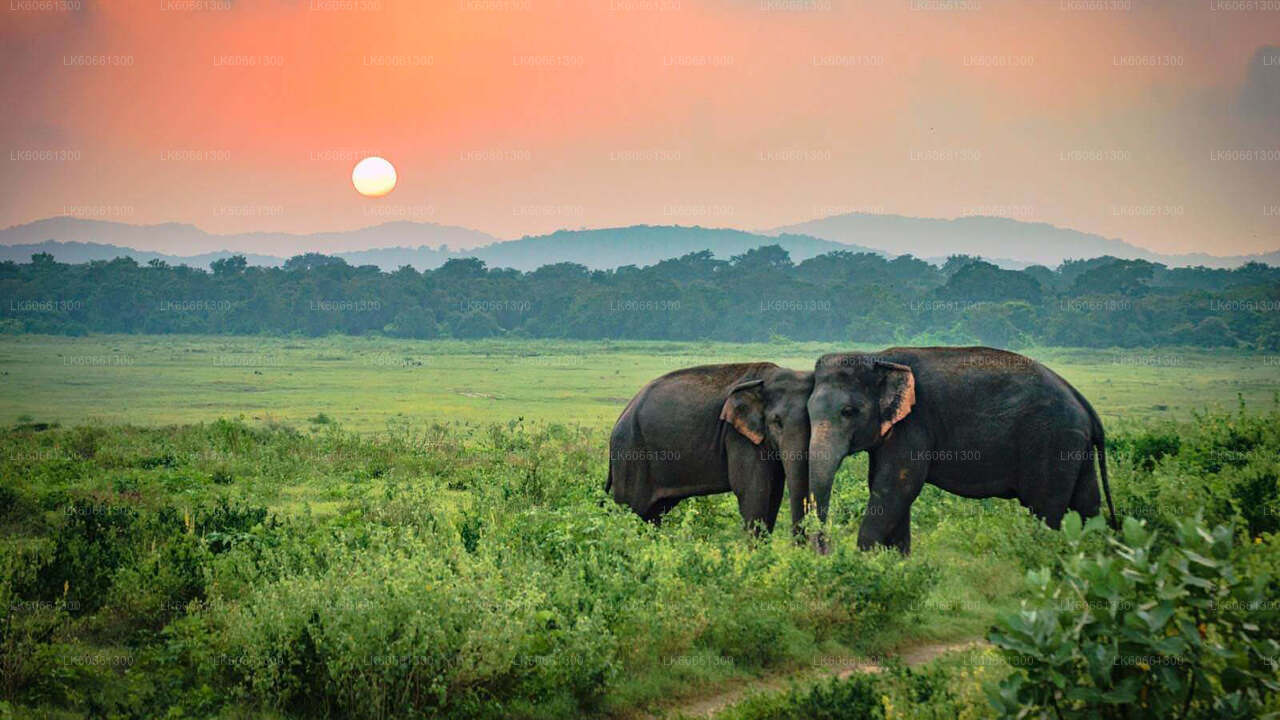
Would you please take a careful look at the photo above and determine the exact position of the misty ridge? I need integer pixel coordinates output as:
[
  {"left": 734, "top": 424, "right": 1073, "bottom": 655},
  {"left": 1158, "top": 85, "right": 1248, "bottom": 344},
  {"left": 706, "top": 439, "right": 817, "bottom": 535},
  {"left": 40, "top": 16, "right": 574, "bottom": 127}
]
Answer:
[{"left": 4, "top": 213, "right": 1280, "bottom": 272}]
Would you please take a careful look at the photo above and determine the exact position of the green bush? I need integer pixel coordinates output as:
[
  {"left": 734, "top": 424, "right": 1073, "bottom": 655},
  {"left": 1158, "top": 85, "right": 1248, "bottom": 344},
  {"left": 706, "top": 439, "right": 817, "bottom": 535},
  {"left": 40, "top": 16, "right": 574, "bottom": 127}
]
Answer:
[
  {"left": 3, "top": 409, "right": 1278, "bottom": 719},
  {"left": 987, "top": 512, "right": 1280, "bottom": 719},
  {"left": 709, "top": 653, "right": 999, "bottom": 720},
  {"left": 193, "top": 533, "right": 619, "bottom": 719},
  {"left": 1, "top": 539, "right": 67, "bottom": 702},
  {"left": 107, "top": 531, "right": 211, "bottom": 633},
  {"left": 1108, "top": 406, "right": 1280, "bottom": 549},
  {"left": 40, "top": 500, "right": 141, "bottom": 614},
  {"left": 713, "top": 673, "right": 884, "bottom": 720},
  {"left": 1111, "top": 426, "right": 1181, "bottom": 471}
]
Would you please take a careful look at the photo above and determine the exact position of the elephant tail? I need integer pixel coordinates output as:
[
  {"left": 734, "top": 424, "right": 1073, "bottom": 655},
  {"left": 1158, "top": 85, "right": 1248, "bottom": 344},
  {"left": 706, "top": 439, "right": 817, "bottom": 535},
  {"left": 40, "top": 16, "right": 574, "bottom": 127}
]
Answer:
[
  {"left": 1070, "top": 384, "right": 1118, "bottom": 530},
  {"left": 1095, "top": 433, "right": 1118, "bottom": 531}
]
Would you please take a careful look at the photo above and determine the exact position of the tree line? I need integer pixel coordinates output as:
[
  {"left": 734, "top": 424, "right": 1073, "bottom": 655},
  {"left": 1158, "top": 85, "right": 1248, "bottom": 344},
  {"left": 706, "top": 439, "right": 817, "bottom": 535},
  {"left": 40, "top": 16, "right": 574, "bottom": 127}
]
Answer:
[{"left": 1, "top": 247, "right": 1278, "bottom": 349}]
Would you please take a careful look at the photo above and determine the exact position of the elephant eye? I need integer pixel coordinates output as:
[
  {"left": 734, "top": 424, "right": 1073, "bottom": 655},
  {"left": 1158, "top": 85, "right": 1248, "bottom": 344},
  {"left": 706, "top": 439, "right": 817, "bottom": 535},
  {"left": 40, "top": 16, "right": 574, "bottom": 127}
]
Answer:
[
  {"left": 770, "top": 415, "right": 783, "bottom": 427},
  {"left": 840, "top": 406, "right": 856, "bottom": 418}
]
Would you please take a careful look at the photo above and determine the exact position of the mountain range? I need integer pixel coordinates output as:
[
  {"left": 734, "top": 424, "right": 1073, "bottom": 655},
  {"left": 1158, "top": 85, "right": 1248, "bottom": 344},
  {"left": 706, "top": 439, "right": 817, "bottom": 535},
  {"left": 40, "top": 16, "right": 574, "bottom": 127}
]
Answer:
[
  {"left": 767, "top": 213, "right": 1280, "bottom": 269},
  {"left": 1, "top": 215, "right": 1276, "bottom": 272}
]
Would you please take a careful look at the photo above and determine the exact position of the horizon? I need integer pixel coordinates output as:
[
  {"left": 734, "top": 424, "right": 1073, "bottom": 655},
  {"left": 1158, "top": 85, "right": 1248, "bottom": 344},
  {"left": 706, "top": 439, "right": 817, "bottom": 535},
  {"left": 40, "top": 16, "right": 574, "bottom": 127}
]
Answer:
[
  {"left": 3, "top": 3, "right": 1278, "bottom": 255},
  {"left": 5, "top": 212, "right": 1279, "bottom": 271}
]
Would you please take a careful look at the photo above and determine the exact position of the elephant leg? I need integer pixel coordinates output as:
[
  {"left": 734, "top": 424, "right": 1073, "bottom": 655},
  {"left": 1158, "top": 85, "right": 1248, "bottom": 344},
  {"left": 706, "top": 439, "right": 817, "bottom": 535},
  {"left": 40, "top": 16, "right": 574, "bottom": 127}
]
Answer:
[
  {"left": 641, "top": 497, "right": 680, "bottom": 525},
  {"left": 866, "top": 453, "right": 913, "bottom": 552},
  {"left": 735, "top": 478, "right": 777, "bottom": 535},
  {"left": 786, "top": 464, "right": 810, "bottom": 539},
  {"left": 884, "top": 506, "right": 912, "bottom": 553},
  {"left": 766, "top": 468, "right": 786, "bottom": 534},
  {"left": 1018, "top": 430, "right": 1089, "bottom": 530},
  {"left": 858, "top": 429, "right": 928, "bottom": 552},
  {"left": 727, "top": 433, "right": 780, "bottom": 535},
  {"left": 1068, "top": 452, "right": 1101, "bottom": 520}
]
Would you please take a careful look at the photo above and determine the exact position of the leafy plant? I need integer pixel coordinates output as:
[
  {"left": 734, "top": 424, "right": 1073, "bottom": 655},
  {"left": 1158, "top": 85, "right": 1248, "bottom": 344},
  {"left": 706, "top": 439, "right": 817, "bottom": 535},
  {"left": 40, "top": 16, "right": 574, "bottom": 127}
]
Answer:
[
  {"left": 713, "top": 672, "right": 884, "bottom": 720},
  {"left": 987, "top": 512, "right": 1280, "bottom": 719}
]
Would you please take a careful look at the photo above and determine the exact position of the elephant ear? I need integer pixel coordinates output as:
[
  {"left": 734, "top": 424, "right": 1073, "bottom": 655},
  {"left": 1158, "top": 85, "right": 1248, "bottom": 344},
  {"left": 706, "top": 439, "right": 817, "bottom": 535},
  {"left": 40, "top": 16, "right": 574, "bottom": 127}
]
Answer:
[
  {"left": 721, "top": 379, "right": 766, "bottom": 445},
  {"left": 875, "top": 361, "right": 915, "bottom": 439}
]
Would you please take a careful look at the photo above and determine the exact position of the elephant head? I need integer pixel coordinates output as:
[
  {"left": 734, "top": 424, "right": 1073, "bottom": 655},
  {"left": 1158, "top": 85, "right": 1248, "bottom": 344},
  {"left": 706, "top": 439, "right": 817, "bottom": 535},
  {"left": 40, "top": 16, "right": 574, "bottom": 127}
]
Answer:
[
  {"left": 720, "top": 367, "right": 814, "bottom": 533},
  {"left": 806, "top": 354, "right": 915, "bottom": 526}
]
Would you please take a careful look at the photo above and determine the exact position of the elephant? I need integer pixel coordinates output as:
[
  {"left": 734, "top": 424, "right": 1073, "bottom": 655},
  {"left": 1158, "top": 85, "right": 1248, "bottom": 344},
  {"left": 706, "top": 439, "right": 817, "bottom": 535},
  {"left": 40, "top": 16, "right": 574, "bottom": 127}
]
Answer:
[
  {"left": 606, "top": 363, "right": 814, "bottom": 535},
  {"left": 805, "top": 347, "right": 1116, "bottom": 553}
]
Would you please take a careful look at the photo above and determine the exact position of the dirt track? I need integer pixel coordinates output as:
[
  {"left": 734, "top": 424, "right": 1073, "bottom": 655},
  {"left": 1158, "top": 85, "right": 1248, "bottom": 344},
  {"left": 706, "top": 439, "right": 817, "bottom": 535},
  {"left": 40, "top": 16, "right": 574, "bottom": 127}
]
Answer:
[{"left": 637, "top": 639, "right": 987, "bottom": 719}]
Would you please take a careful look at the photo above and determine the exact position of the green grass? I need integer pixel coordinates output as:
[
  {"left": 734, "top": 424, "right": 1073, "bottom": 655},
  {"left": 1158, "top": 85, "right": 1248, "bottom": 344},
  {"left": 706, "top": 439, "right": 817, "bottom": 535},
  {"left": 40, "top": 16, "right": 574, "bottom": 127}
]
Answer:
[
  {"left": 1, "top": 335, "right": 1277, "bottom": 718},
  {"left": 4, "top": 407, "right": 1275, "bottom": 719},
  {"left": 1, "top": 335, "right": 1275, "bottom": 431}
]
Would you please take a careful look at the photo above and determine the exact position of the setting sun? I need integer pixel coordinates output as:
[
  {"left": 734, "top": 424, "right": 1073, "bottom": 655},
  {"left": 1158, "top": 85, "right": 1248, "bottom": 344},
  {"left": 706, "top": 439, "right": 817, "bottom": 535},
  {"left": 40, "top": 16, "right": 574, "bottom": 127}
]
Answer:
[{"left": 352, "top": 156, "right": 396, "bottom": 198}]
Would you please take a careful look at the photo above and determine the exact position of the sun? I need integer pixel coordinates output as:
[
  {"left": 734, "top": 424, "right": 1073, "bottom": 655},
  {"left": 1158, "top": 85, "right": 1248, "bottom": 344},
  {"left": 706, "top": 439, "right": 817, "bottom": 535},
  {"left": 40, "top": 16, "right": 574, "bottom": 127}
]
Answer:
[{"left": 352, "top": 156, "right": 396, "bottom": 198}]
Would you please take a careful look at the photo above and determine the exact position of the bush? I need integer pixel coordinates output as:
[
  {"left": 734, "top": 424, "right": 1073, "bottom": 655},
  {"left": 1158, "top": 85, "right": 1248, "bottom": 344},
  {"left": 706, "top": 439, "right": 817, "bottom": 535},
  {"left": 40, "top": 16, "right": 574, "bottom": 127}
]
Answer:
[
  {"left": 1110, "top": 406, "right": 1280, "bottom": 543},
  {"left": 5, "top": 410, "right": 1277, "bottom": 719},
  {"left": 197, "top": 534, "right": 619, "bottom": 719},
  {"left": 1112, "top": 426, "right": 1181, "bottom": 471},
  {"left": 1, "top": 539, "right": 68, "bottom": 702},
  {"left": 40, "top": 500, "right": 141, "bottom": 614},
  {"left": 714, "top": 673, "right": 884, "bottom": 720},
  {"left": 987, "top": 512, "right": 1280, "bottom": 719}
]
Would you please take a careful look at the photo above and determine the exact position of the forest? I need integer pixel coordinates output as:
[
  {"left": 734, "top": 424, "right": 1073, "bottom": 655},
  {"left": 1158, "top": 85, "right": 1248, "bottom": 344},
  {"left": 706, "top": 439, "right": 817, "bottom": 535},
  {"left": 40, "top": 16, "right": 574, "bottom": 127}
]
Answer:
[{"left": 2, "top": 247, "right": 1278, "bottom": 349}]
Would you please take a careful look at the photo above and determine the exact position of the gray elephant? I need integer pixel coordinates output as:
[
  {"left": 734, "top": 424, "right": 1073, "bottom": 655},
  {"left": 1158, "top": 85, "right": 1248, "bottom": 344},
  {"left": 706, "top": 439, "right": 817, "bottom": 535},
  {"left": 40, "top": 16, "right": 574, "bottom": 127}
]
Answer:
[
  {"left": 805, "top": 347, "right": 1116, "bottom": 553},
  {"left": 607, "top": 363, "right": 813, "bottom": 534}
]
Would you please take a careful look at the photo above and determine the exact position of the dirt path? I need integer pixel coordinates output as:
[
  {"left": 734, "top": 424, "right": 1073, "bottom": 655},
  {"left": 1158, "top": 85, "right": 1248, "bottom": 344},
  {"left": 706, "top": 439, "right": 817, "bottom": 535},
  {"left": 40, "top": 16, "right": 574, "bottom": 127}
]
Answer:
[{"left": 638, "top": 639, "right": 986, "bottom": 719}]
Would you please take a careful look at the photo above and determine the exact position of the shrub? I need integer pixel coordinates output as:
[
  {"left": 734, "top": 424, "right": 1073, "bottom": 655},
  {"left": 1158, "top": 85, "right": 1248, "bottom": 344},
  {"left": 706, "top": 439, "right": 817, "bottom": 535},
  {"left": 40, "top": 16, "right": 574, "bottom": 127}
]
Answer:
[
  {"left": 1111, "top": 407, "right": 1280, "bottom": 543},
  {"left": 1, "top": 539, "right": 67, "bottom": 702},
  {"left": 714, "top": 672, "right": 884, "bottom": 720},
  {"left": 200, "top": 535, "right": 619, "bottom": 719},
  {"left": 987, "top": 512, "right": 1280, "bottom": 719},
  {"left": 6, "top": 410, "right": 1276, "bottom": 719},
  {"left": 40, "top": 500, "right": 141, "bottom": 614},
  {"left": 808, "top": 546, "right": 939, "bottom": 644},
  {"left": 1111, "top": 426, "right": 1181, "bottom": 472},
  {"left": 107, "top": 532, "right": 211, "bottom": 633}
]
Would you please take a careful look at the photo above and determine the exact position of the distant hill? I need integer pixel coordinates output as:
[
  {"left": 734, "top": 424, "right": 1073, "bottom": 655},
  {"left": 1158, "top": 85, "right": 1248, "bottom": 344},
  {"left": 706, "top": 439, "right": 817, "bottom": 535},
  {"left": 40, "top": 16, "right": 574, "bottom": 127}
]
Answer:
[
  {"left": 768, "top": 213, "right": 1280, "bottom": 269},
  {"left": 0, "top": 239, "right": 285, "bottom": 268},
  {"left": 0, "top": 218, "right": 877, "bottom": 271},
  {"left": 0, "top": 217, "right": 499, "bottom": 265},
  {"left": 2, "top": 214, "right": 1276, "bottom": 271},
  {"left": 464, "top": 226, "right": 878, "bottom": 270}
]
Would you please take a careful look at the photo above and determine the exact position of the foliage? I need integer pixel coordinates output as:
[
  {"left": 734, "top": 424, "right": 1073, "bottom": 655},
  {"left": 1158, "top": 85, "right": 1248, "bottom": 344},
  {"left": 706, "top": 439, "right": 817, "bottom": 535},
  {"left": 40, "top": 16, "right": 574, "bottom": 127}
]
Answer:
[
  {"left": 2, "top": 250, "right": 1278, "bottom": 346},
  {"left": 711, "top": 672, "right": 884, "bottom": 720},
  {"left": 2, "top": 403, "right": 1278, "bottom": 718},
  {"left": 0, "top": 418, "right": 938, "bottom": 718},
  {"left": 710, "top": 651, "right": 998, "bottom": 720},
  {"left": 987, "top": 512, "right": 1280, "bottom": 719},
  {"left": 1110, "top": 404, "right": 1280, "bottom": 541}
]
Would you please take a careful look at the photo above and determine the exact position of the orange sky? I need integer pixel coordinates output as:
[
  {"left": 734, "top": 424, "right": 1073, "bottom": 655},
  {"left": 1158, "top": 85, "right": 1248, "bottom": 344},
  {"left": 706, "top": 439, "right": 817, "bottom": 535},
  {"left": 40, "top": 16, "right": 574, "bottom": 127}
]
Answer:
[{"left": 2, "top": 0, "right": 1277, "bottom": 254}]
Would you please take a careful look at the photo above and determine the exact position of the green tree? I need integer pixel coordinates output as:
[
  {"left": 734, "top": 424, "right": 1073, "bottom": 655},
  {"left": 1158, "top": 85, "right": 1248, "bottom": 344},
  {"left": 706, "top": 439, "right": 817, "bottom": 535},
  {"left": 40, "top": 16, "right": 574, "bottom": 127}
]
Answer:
[{"left": 210, "top": 255, "right": 248, "bottom": 276}]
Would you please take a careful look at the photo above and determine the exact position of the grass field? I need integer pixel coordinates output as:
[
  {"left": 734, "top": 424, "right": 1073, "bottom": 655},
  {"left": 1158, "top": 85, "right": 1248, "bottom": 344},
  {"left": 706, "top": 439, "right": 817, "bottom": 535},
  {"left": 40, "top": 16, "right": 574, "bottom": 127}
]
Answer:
[
  {"left": 1, "top": 335, "right": 1276, "bottom": 432},
  {"left": 2, "top": 335, "right": 1277, "bottom": 718}
]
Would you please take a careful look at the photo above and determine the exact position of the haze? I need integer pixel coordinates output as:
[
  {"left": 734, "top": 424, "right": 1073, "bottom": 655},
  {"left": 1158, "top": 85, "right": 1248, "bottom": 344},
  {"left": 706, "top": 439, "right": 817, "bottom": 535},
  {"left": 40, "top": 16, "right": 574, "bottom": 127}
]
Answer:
[{"left": 2, "top": 0, "right": 1278, "bottom": 256}]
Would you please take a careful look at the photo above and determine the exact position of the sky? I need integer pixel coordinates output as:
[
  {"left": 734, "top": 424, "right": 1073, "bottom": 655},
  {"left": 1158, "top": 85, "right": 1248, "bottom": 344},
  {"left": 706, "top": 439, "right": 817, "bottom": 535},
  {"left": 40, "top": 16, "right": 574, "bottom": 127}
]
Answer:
[{"left": 1, "top": 0, "right": 1278, "bottom": 255}]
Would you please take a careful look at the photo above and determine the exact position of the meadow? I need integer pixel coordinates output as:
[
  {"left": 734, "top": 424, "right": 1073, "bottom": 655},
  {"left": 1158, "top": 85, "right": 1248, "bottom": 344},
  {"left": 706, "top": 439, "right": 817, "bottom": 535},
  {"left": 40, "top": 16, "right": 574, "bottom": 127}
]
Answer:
[
  {"left": 1, "top": 335, "right": 1276, "bottom": 431},
  {"left": 1, "top": 336, "right": 1277, "bottom": 719}
]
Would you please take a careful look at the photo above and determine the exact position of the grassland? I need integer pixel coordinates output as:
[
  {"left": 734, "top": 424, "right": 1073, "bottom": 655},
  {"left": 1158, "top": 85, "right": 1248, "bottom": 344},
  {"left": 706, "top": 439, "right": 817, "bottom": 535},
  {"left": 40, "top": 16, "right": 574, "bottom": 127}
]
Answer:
[
  {"left": 1, "top": 335, "right": 1276, "bottom": 432},
  {"left": 1, "top": 335, "right": 1277, "bottom": 718}
]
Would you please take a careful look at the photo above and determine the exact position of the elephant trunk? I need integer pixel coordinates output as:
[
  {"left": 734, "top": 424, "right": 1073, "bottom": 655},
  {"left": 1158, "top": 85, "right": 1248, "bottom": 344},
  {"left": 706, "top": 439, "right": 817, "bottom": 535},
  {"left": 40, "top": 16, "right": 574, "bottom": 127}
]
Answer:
[
  {"left": 807, "top": 421, "right": 843, "bottom": 525},
  {"left": 781, "top": 438, "right": 810, "bottom": 535}
]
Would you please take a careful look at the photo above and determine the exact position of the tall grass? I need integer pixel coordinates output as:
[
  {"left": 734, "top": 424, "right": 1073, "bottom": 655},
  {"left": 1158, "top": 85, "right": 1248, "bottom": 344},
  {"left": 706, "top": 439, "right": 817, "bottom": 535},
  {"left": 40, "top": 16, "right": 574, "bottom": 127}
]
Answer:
[{"left": 2, "top": 402, "right": 1277, "bottom": 718}]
